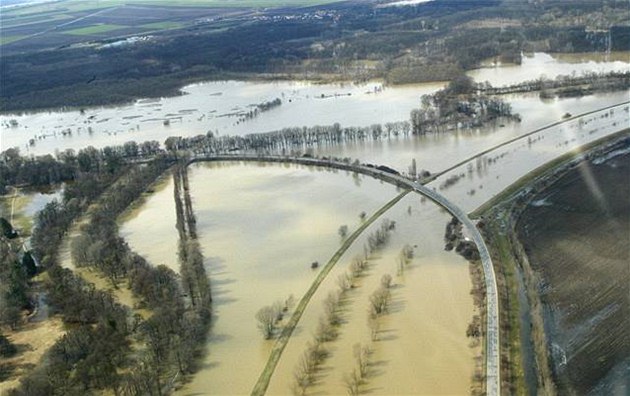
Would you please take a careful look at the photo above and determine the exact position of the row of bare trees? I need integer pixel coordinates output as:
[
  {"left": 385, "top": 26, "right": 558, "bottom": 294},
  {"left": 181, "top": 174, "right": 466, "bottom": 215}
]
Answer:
[{"left": 292, "top": 219, "right": 397, "bottom": 395}]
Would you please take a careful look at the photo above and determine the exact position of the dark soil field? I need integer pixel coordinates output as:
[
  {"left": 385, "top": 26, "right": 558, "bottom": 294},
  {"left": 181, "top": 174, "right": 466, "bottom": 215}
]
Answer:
[{"left": 517, "top": 152, "right": 630, "bottom": 395}]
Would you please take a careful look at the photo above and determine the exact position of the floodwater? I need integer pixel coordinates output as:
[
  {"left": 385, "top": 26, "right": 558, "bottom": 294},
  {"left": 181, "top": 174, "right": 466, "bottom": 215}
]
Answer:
[
  {"left": 3, "top": 50, "right": 628, "bottom": 395},
  {"left": 0, "top": 186, "right": 62, "bottom": 237},
  {"left": 0, "top": 81, "right": 443, "bottom": 155},
  {"left": 177, "top": 161, "right": 400, "bottom": 395},
  {"left": 315, "top": 90, "right": 630, "bottom": 175},
  {"left": 119, "top": 173, "right": 179, "bottom": 273},
  {"left": 1, "top": 52, "right": 627, "bottom": 157},
  {"left": 429, "top": 101, "right": 630, "bottom": 213},
  {"left": 266, "top": 194, "right": 478, "bottom": 395},
  {"left": 469, "top": 52, "right": 630, "bottom": 86}
]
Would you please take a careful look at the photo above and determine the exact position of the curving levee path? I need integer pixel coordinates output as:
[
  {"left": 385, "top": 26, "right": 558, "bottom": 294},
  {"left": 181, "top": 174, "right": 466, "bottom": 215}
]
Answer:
[{"left": 191, "top": 155, "right": 501, "bottom": 396}]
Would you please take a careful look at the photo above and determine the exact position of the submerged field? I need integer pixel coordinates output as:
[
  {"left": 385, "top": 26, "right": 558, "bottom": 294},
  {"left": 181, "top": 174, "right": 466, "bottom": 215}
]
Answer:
[
  {"left": 118, "top": 161, "right": 479, "bottom": 395},
  {"left": 517, "top": 152, "right": 630, "bottom": 394},
  {"left": 266, "top": 193, "right": 478, "bottom": 395},
  {"left": 175, "top": 161, "right": 404, "bottom": 395}
]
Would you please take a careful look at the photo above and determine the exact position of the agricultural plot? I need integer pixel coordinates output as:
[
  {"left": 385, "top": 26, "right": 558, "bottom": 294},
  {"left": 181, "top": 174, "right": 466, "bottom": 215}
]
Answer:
[
  {"left": 62, "top": 23, "right": 126, "bottom": 35},
  {"left": 0, "top": 35, "right": 26, "bottom": 45},
  {"left": 0, "top": 2, "right": 235, "bottom": 50},
  {"left": 517, "top": 153, "right": 630, "bottom": 394}
]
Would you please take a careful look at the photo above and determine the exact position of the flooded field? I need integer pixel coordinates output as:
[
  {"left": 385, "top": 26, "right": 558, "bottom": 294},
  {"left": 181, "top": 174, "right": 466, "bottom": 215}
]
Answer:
[
  {"left": 177, "top": 161, "right": 401, "bottom": 395},
  {"left": 119, "top": 173, "right": 179, "bottom": 273},
  {"left": 266, "top": 194, "right": 478, "bottom": 395},
  {"left": 3, "top": 49, "right": 628, "bottom": 396},
  {"left": 2, "top": 52, "right": 628, "bottom": 158},
  {"left": 0, "top": 187, "right": 64, "bottom": 394},
  {"left": 0, "top": 186, "right": 62, "bottom": 237},
  {"left": 429, "top": 101, "right": 630, "bottom": 213},
  {"left": 316, "top": 90, "right": 630, "bottom": 174},
  {"left": 469, "top": 52, "right": 630, "bottom": 86},
  {"left": 0, "top": 81, "right": 443, "bottom": 155}
]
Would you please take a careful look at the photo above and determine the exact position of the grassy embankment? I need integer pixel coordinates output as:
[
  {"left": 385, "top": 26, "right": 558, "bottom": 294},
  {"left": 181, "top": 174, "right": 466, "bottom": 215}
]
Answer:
[
  {"left": 471, "top": 128, "right": 630, "bottom": 395},
  {"left": 250, "top": 190, "right": 410, "bottom": 396}
]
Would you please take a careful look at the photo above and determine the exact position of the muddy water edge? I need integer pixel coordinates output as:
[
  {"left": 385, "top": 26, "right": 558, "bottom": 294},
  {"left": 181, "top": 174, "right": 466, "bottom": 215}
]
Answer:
[{"left": 266, "top": 193, "right": 479, "bottom": 395}]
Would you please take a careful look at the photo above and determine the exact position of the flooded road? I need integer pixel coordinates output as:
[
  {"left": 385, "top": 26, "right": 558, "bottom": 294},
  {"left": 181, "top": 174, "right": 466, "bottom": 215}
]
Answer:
[{"left": 315, "top": 91, "right": 630, "bottom": 175}]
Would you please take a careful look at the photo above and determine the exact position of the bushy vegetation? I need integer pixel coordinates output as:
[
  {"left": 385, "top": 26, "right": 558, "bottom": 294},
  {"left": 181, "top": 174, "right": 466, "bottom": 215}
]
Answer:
[
  {"left": 0, "top": 240, "right": 31, "bottom": 330},
  {"left": 0, "top": 140, "right": 215, "bottom": 395}
]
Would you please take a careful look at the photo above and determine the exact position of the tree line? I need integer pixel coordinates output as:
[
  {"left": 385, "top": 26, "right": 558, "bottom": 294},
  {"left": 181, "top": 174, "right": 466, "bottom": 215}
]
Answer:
[
  {"left": 0, "top": 140, "right": 214, "bottom": 395},
  {"left": 161, "top": 75, "right": 517, "bottom": 158}
]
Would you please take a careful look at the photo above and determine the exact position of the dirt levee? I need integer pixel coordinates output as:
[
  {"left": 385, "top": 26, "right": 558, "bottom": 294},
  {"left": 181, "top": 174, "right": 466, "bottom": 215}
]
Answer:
[{"left": 517, "top": 152, "right": 630, "bottom": 394}]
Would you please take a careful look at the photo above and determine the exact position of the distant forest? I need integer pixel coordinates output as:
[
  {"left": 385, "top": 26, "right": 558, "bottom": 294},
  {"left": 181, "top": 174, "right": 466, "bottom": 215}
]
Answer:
[{"left": 1, "top": 0, "right": 629, "bottom": 112}]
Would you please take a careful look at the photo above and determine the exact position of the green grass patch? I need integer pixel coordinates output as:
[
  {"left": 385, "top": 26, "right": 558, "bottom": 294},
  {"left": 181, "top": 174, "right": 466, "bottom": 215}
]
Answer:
[
  {"left": 1, "top": 13, "right": 71, "bottom": 29},
  {"left": 0, "top": 35, "right": 26, "bottom": 45},
  {"left": 140, "top": 21, "right": 184, "bottom": 30},
  {"left": 123, "top": 0, "right": 344, "bottom": 7},
  {"left": 4, "top": 0, "right": 345, "bottom": 16},
  {"left": 63, "top": 23, "right": 127, "bottom": 36},
  {"left": 487, "top": 221, "right": 527, "bottom": 395},
  {"left": 3, "top": 0, "right": 122, "bottom": 17}
]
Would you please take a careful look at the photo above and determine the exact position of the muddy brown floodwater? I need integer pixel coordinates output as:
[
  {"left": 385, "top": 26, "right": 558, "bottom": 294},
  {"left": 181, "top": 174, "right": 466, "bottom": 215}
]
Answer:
[
  {"left": 119, "top": 173, "right": 179, "bottom": 274},
  {"left": 266, "top": 194, "right": 478, "bottom": 395},
  {"left": 176, "top": 161, "right": 402, "bottom": 395}
]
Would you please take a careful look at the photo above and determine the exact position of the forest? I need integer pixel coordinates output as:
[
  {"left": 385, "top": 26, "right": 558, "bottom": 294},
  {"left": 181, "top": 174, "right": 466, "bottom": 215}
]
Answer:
[
  {"left": 0, "top": 137, "right": 214, "bottom": 395},
  {"left": 1, "top": 0, "right": 629, "bottom": 112}
]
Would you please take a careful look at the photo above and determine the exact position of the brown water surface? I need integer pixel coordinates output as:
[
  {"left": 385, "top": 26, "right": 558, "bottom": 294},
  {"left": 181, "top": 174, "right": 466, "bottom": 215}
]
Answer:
[{"left": 177, "top": 161, "right": 400, "bottom": 395}]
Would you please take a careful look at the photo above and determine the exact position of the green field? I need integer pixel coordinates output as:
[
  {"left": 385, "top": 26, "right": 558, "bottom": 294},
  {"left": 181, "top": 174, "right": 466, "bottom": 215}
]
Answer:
[
  {"left": 3, "top": 0, "right": 344, "bottom": 17},
  {"left": 140, "top": 21, "right": 184, "bottom": 30},
  {"left": 130, "top": 0, "right": 344, "bottom": 6},
  {"left": 1, "top": 13, "right": 72, "bottom": 29},
  {"left": 0, "top": 35, "right": 27, "bottom": 45},
  {"left": 63, "top": 23, "right": 127, "bottom": 36}
]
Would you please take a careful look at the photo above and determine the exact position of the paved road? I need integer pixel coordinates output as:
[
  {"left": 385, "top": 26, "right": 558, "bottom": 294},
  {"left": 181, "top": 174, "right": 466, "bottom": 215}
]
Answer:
[{"left": 192, "top": 155, "right": 501, "bottom": 396}]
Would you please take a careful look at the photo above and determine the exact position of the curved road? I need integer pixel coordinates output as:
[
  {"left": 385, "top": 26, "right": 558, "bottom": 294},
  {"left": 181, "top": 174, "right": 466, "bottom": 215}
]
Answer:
[{"left": 191, "top": 155, "right": 501, "bottom": 396}]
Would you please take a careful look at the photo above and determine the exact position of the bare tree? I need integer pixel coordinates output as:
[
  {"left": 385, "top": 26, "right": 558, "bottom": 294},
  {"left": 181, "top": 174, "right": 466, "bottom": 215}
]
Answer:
[
  {"left": 338, "top": 273, "right": 352, "bottom": 291},
  {"left": 343, "top": 369, "right": 361, "bottom": 396},
  {"left": 369, "top": 288, "right": 391, "bottom": 315},
  {"left": 367, "top": 313, "right": 380, "bottom": 341},
  {"left": 338, "top": 225, "right": 349, "bottom": 238},
  {"left": 353, "top": 343, "right": 371, "bottom": 378},
  {"left": 323, "top": 291, "right": 340, "bottom": 325},
  {"left": 256, "top": 305, "right": 278, "bottom": 339},
  {"left": 380, "top": 274, "right": 392, "bottom": 289}
]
